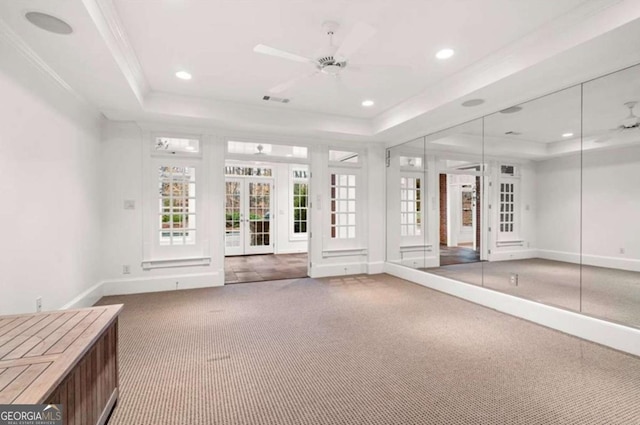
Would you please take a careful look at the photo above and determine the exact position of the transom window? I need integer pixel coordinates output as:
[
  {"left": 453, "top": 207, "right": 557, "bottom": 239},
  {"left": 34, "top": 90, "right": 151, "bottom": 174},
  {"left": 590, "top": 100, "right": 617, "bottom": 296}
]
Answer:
[
  {"left": 400, "top": 177, "right": 421, "bottom": 236},
  {"left": 330, "top": 173, "right": 356, "bottom": 239},
  {"left": 154, "top": 136, "right": 200, "bottom": 155},
  {"left": 499, "top": 182, "right": 515, "bottom": 233},
  {"left": 329, "top": 150, "right": 359, "bottom": 164},
  {"left": 227, "top": 141, "right": 308, "bottom": 159},
  {"left": 159, "top": 166, "right": 196, "bottom": 245},
  {"left": 225, "top": 165, "right": 272, "bottom": 177}
]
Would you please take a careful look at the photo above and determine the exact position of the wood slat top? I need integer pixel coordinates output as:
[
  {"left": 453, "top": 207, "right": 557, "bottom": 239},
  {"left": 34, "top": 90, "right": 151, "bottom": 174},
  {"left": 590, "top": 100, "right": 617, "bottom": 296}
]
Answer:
[{"left": 0, "top": 304, "right": 122, "bottom": 404}]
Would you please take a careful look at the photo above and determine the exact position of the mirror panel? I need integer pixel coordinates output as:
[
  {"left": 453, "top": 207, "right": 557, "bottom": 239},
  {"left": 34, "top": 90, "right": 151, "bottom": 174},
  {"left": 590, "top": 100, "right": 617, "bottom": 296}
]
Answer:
[
  {"left": 581, "top": 64, "right": 640, "bottom": 327},
  {"left": 422, "top": 119, "right": 485, "bottom": 287},
  {"left": 482, "top": 85, "right": 582, "bottom": 311},
  {"left": 386, "top": 137, "right": 426, "bottom": 270},
  {"left": 386, "top": 63, "right": 640, "bottom": 330}
]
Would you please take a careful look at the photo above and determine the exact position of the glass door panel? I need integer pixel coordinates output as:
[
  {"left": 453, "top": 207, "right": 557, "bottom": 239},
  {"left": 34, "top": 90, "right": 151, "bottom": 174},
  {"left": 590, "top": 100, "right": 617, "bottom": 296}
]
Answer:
[
  {"left": 225, "top": 178, "right": 243, "bottom": 255},
  {"left": 246, "top": 180, "right": 273, "bottom": 254},
  {"left": 225, "top": 178, "right": 274, "bottom": 256}
]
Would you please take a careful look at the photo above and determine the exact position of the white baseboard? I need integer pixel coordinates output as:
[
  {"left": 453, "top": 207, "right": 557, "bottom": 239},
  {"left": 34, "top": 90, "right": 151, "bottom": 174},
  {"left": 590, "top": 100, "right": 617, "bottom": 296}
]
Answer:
[
  {"left": 61, "top": 281, "right": 104, "bottom": 310},
  {"left": 383, "top": 262, "right": 640, "bottom": 357},
  {"left": 367, "top": 261, "right": 385, "bottom": 274},
  {"left": 489, "top": 249, "right": 537, "bottom": 262},
  {"left": 102, "top": 271, "right": 224, "bottom": 296},
  {"left": 537, "top": 249, "right": 640, "bottom": 272},
  {"left": 310, "top": 261, "right": 367, "bottom": 278}
]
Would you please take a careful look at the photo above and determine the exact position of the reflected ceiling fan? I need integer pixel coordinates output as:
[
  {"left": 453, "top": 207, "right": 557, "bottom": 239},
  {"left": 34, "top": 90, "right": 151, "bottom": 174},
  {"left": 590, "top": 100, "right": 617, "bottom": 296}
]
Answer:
[
  {"left": 614, "top": 101, "right": 640, "bottom": 130},
  {"left": 253, "top": 21, "right": 376, "bottom": 94},
  {"left": 590, "top": 101, "right": 640, "bottom": 144}
]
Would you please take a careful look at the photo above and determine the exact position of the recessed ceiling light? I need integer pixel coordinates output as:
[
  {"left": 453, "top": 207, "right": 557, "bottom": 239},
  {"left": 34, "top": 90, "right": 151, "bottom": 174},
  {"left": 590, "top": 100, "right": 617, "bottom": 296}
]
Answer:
[
  {"left": 175, "top": 71, "right": 192, "bottom": 80},
  {"left": 562, "top": 132, "right": 574, "bottom": 138},
  {"left": 25, "top": 12, "right": 73, "bottom": 35},
  {"left": 462, "top": 99, "right": 485, "bottom": 107},
  {"left": 435, "top": 48, "right": 455, "bottom": 60},
  {"left": 361, "top": 100, "right": 375, "bottom": 107}
]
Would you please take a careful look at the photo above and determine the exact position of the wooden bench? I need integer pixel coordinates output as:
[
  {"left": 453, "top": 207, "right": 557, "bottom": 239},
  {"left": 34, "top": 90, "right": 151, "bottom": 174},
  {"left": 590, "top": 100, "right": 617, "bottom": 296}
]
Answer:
[{"left": 0, "top": 304, "right": 123, "bottom": 425}]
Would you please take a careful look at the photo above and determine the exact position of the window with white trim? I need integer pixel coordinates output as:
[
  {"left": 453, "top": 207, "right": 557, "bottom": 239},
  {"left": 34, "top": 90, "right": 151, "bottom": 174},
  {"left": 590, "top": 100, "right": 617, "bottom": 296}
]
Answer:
[
  {"left": 400, "top": 176, "right": 422, "bottom": 236},
  {"left": 292, "top": 168, "right": 308, "bottom": 236},
  {"left": 158, "top": 166, "right": 196, "bottom": 245},
  {"left": 330, "top": 173, "right": 356, "bottom": 239}
]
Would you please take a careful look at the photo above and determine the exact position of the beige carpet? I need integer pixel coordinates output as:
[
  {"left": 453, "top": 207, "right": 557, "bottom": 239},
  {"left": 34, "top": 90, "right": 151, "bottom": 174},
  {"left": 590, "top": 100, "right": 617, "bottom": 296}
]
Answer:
[
  {"left": 425, "top": 259, "right": 640, "bottom": 328},
  {"left": 96, "top": 274, "right": 640, "bottom": 425}
]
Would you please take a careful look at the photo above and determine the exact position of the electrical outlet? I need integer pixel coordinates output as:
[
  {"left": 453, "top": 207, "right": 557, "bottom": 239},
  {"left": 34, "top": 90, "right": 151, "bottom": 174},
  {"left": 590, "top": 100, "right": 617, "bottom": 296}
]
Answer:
[
  {"left": 509, "top": 273, "right": 519, "bottom": 286},
  {"left": 36, "top": 297, "right": 42, "bottom": 312},
  {"left": 123, "top": 265, "right": 131, "bottom": 274}
]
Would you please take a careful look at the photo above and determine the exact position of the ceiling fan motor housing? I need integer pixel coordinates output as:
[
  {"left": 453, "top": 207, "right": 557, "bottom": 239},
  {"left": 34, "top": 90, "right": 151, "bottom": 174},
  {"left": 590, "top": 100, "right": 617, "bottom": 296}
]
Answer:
[{"left": 318, "top": 55, "right": 347, "bottom": 75}]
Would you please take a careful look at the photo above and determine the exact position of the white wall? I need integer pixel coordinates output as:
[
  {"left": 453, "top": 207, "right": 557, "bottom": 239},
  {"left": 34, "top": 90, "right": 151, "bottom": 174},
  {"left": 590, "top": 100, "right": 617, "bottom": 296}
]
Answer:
[
  {"left": 534, "top": 144, "right": 640, "bottom": 270},
  {"left": 0, "top": 38, "right": 103, "bottom": 314},
  {"left": 101, "top": 124, "right": 385, "bottom": 293},
  {"left": 582, "top": 144, "right": 640, "bottom": 264},
  {"left": 534, "top": 154, "right": 582, "bottom": 256},
  {"left": 100, "top": 123, "right": 225, "bottom": 295}
]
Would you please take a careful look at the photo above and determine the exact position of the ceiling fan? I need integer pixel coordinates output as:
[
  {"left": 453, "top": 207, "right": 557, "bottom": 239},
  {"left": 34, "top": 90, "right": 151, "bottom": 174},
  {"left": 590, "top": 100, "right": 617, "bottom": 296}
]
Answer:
[
  {"left": 615, "top": 101, "right": 640, "bottom": 130},
  {"left": 253, "top": 21, "right": 376, "bottom": 94},
  {"left": 588, "top": 101, "right": 640, "bottom": 144}
]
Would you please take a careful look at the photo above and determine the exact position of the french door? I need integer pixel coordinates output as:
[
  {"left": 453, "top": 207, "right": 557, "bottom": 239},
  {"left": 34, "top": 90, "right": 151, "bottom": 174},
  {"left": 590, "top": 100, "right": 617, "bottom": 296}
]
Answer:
[{"left": 225, "top": 178, "right": 274, "bottom": 256}]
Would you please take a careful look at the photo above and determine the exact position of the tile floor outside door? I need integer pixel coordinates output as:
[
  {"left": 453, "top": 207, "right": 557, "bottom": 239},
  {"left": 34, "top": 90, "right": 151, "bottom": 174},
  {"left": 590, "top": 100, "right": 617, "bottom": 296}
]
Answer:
[{"left": 225, "top": 253, "right": 308, "bottom": 283}]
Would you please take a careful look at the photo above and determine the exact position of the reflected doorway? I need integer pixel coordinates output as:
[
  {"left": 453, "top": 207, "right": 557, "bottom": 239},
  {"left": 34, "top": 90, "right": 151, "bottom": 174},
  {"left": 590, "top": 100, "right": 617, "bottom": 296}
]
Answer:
[{"left": 439, "top": 173, "right": 481, "bottom": 266}]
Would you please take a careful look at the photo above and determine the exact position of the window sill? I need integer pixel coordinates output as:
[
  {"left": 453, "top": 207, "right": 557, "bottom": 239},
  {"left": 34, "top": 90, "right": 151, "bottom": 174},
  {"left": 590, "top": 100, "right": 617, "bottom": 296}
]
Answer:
[{"left": 142, "top": 256, "right": 211, "bottom": 270}]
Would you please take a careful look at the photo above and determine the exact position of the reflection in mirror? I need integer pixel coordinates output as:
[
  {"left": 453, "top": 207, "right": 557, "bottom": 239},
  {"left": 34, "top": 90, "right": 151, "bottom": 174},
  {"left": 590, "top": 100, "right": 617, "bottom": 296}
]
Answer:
[
  {"left": 421, "top": 119, "right": 485, "bottom": 287},
  {"left": 386, "top": 137, "right": 426, "bottom": 270},
  {"left": 481, "top": 85, "right": 582, "bottom": 311},
  {"left": 582, "top": 64, "right": 640, "bottom": 328}
]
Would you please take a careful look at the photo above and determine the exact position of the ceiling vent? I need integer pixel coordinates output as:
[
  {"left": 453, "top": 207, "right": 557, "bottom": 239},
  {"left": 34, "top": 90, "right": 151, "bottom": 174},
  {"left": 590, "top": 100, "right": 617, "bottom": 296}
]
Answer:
[{"left": 263, "top": 95, "right": 290, "bottom": 103}]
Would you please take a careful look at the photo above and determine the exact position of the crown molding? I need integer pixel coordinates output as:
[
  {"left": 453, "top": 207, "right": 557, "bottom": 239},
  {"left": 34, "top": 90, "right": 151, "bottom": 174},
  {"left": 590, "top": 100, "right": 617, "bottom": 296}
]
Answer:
[
  {"left": 82, "top": 0, "right": 149, "bottom": 106},
  {"left": 0, "top": 17, "right": 87, "bottom": 104}
]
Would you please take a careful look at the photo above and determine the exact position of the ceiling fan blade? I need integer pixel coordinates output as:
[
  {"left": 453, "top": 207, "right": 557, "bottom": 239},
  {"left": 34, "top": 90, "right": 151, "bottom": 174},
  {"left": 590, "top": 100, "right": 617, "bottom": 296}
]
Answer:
[
  {"left": 334, "top": 22, "right": 376, "bottom": 61},
  {"left": 254, "top": 44, "right": 317, "bottom": 64},
  {"left": 269, "top": 71, "right": 319, "bottom": 94}
]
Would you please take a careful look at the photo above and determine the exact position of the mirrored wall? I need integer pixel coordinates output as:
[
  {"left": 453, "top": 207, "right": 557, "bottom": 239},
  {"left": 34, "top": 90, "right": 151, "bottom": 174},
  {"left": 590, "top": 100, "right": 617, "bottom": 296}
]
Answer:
[{"left": 386, "top": 63, "right": 640, "bottom": 329}]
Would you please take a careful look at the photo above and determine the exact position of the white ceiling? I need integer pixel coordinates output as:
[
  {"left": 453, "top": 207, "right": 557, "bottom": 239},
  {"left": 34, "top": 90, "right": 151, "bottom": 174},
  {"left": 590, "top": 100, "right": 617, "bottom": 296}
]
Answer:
[
  {"left": 1, "top": 0, "right": 640, "bottom": 145},
  {"left": 113, "top": 0, "right": 586, "bottom": 118}
]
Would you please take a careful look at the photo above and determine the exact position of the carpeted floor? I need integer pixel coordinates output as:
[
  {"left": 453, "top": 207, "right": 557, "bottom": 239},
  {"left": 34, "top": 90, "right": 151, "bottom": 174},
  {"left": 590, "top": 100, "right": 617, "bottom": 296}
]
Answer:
[
  {"left": 96, "top": 274, "right": 640, "bottom": 425},
  {"left": 425, "top": 258, "right": 640, "bottom": 328},
  {"left": 225, "top": 253, "right": 308, "bottom": 283}
]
